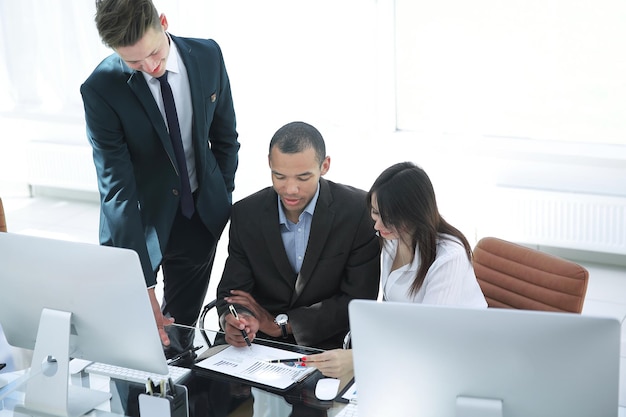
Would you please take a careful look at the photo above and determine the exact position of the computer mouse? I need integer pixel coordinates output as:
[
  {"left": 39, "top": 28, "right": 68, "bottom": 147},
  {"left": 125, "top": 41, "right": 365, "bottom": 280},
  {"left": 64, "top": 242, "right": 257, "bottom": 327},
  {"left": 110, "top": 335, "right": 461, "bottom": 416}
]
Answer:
[{"left": 314, "top": 377, "right": 340, "bottom": 401}]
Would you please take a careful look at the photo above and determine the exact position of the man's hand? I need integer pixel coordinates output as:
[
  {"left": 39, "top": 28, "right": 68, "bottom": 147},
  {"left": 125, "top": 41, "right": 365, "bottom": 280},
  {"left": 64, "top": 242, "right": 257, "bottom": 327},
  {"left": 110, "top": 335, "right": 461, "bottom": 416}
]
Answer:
[
  {"left": 223, "top": 311, "right": 258, "bottom": 347},
  {"left": 225, "top": 290, "right": 282, "bottom": 338},
  {"left": 148, "top": 287, "right": 175, "bottom": 346}
]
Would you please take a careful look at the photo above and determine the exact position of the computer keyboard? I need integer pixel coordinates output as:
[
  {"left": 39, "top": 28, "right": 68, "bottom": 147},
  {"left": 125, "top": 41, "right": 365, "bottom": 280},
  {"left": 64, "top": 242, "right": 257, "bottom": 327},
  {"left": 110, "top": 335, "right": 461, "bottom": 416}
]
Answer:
[
  {"left": 335, "top": 402, "right": 358, "bottom": 417},
  {"left": 84, "top": 362, "right": 191, "bottom": 385}
]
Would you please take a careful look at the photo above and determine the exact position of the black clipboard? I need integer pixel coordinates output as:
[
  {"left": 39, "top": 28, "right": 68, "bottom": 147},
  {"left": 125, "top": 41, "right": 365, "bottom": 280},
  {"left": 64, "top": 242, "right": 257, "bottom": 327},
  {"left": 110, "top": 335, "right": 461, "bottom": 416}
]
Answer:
[
  {"left": 193, "top": 362, "right": 319, "bottom": 393},
  {"left": 334, "top": 377, "right": 356, "bottom": 403}
]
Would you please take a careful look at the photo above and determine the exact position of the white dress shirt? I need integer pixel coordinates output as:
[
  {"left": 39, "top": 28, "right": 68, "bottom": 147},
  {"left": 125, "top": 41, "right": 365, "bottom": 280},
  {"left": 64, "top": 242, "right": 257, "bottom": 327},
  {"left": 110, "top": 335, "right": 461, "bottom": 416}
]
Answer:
[{"left": 381, "top": 234, "right": 487, "bottom": 307}]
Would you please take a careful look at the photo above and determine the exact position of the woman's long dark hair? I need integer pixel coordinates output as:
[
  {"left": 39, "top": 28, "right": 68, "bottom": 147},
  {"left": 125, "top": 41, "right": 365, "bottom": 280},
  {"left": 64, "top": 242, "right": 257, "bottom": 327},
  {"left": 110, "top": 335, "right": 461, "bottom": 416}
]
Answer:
[{"left": 367, "top": 162, "right": 472, "bottom": 296}]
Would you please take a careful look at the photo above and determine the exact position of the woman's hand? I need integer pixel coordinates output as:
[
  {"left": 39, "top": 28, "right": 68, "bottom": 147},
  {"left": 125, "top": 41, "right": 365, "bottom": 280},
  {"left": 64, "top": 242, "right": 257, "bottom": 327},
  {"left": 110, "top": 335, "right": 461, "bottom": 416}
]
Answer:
[{"left": 304, "top": 349, "right": 354, "bottom": 378}]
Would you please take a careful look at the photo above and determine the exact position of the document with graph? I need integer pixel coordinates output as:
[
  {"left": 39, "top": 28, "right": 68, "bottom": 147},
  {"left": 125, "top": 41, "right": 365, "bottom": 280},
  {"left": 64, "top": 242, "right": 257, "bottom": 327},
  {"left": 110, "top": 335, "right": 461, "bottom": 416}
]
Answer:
[{"left": 195, "top": 343, "right": 317, "bottom": 390}]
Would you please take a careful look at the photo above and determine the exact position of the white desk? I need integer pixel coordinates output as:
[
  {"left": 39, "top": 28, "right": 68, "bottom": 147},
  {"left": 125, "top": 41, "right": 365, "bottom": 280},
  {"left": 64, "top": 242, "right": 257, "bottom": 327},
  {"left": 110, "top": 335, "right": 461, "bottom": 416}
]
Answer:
[{"left": 0, "top": 370, "right": 124, "bottom": 416}]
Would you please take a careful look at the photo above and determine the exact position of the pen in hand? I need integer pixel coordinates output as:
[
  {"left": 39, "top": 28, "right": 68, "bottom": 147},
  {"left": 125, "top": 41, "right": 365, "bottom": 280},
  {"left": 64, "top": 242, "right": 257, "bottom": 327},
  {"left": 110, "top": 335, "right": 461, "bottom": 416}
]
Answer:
[{"left": 229, "top": 304, "right": 252, "bottom": 349}]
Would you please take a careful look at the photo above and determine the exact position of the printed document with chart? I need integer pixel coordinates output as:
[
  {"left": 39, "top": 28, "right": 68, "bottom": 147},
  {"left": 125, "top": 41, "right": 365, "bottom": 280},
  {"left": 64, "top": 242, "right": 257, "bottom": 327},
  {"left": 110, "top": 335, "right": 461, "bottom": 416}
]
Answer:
[{"left": 195, "top": 344, "right": 317, "bottom": 390}]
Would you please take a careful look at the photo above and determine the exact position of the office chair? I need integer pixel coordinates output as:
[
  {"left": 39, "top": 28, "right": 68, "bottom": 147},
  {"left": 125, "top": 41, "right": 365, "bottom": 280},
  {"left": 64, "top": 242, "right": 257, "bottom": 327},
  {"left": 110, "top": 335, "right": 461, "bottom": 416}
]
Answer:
[
  {"left": 198, "top": 299, "right": 218, "bottom": 347},
  {"left": 473, "top": 237, "right": 589, "bottom": 313},
  {"left": 0, "top": 197, "right": 6, "bottom": 232}
]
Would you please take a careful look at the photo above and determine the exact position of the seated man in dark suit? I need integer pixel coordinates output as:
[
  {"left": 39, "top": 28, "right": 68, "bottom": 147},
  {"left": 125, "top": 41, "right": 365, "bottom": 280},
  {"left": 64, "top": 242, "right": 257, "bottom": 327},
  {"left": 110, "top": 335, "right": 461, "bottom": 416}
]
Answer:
[{"left": 216, "top": 121, "right": 380, "bottom": 350}]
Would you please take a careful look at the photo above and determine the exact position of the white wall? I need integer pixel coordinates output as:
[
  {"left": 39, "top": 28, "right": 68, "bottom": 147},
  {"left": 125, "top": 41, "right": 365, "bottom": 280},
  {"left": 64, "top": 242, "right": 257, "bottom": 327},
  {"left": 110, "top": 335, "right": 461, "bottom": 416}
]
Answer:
[{"left": 1, "top": 0, "right": 625, "bottom": 258}]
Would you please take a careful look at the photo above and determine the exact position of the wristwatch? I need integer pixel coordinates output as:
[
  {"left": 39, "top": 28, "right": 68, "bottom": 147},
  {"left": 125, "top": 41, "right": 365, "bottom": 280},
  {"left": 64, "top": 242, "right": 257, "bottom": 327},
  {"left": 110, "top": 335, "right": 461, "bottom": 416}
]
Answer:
[{"left": 274, "top": 314, "right": 289, "bottom": 339}]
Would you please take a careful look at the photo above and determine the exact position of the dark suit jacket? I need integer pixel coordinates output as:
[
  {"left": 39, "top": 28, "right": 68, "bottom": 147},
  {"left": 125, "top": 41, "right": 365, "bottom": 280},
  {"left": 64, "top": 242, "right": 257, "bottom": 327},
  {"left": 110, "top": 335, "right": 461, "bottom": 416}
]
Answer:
[
  {"left": 217, "top": 178, "right": 381, "bottom": 349},
  {"left": 80, "top": 36, "right": 239, "bottom": 286}
]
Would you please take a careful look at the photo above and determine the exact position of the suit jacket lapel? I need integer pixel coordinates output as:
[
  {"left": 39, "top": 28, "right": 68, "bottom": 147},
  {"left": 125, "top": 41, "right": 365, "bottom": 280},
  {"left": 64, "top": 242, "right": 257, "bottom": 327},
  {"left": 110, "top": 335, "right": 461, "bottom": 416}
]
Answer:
[
  {"left": 126, "top": 66, "right": 177, "bottom": 165},
  {"left": 291, "top": 179, "right": 334, "bottom": 304},
  {"left": 261, "top": 190, "right": 298, "bottom": 286},
  {"left": 172, "top": 36, "right": 205, "bottom": 178}
]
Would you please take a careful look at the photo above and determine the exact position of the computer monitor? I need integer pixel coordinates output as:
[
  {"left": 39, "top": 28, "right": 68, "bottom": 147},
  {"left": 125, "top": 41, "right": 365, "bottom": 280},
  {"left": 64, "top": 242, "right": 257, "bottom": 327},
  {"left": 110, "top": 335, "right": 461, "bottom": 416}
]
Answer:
[
  {"left": 0, "top": 233, "right": 168, "bottom": 417},
  {"left": 349, "top": 299, "right": 621, "bottom": 417}
]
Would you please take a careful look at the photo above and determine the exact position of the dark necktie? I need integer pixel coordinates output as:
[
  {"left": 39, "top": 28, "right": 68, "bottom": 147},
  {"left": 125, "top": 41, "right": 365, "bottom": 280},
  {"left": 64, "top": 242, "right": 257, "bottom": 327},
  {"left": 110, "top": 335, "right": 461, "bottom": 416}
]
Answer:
[{"left": 157, "top": 71, "right": 195, "bottom": 219}]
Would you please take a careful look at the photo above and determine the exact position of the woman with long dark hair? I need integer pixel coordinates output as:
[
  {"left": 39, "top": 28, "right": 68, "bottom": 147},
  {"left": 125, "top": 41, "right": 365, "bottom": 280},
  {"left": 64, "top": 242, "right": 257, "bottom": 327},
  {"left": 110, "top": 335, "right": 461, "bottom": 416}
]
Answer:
[
  {"left": 304, "top": 162, "right": 486, "bottom": 378},
  {"left": 368, "top": 161, "right": 486, "bottom": 304}
]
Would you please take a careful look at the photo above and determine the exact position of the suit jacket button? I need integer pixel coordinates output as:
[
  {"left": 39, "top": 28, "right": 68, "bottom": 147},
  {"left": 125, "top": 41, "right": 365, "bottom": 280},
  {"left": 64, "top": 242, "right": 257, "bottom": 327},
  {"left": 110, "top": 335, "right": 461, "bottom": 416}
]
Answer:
[{"left": 172, "top": 189, "right": 179, "bottom": 196}]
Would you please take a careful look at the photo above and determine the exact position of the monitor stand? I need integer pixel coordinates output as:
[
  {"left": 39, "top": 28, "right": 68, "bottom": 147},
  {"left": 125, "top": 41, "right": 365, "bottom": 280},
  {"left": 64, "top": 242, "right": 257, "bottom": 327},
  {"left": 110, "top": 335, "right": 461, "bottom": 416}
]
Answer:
[
  {"left": 456, "top": 396, "right": 503, "bottom": 417},
  {"left": 13, "top": 308, "right": 111, "bottom": 417}
]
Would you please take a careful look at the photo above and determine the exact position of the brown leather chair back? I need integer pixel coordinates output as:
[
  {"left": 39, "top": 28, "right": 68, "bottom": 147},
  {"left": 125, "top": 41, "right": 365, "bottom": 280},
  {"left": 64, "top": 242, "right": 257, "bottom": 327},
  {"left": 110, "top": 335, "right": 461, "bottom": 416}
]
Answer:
[
  {"left": 473, "top": 237, "right": 588, "bottom": 313},
  {"left": 0, "top": 197, "right": 6, "bottom": 232}
]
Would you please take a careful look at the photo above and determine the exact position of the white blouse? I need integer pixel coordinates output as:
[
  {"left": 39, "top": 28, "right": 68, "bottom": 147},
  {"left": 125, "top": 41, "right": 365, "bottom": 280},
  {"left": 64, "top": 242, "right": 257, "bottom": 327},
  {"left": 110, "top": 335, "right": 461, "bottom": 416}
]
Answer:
[{"left": 381, "top": 234, "right": 487, "bottom": 307}]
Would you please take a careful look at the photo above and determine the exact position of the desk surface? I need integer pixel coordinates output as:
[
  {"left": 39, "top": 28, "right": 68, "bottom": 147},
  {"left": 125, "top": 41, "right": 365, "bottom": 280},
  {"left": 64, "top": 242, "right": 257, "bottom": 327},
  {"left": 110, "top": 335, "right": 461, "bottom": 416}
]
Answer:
[
  {"left": 0, "top": 326, "right": 353, "bottom": 417},
  {"left": 186, "top": 328, "right": 354, "bottom": 417},
  {"left": 2, "top": 324, "right": 624, "bottom": 417},
  {"left": 0, "top": 370, "right": 125, "bottom": 416}
]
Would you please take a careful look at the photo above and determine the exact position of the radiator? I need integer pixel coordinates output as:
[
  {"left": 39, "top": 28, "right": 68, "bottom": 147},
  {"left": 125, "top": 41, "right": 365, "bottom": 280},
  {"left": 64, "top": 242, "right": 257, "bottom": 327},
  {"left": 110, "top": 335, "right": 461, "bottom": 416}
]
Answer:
[
  {"left": 27, "top": 142, "right": 98, "bottom": 192},
  {"left": 480, "top": 187, "right": 626, "bottom": 255}
]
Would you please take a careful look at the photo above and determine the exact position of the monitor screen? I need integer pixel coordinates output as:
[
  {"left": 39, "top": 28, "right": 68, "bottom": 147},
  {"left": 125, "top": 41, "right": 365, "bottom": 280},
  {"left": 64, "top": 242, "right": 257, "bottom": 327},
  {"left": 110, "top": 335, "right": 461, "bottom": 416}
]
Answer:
[
  {"left": 0, "top": 233, "right": 168, "bottom": 416},
  {"left": 349, "top": 299, "right": 621, "bottom": 417}
]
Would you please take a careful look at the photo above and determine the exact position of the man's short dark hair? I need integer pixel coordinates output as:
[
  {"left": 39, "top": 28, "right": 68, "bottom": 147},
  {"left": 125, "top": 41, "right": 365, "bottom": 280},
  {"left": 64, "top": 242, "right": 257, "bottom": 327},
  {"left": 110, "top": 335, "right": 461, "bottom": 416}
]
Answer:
[
  {"left": 94, "top": 0, "right": 161, "bottom": 49},
  {"left": 269, "top": 121, "right": 327, "bottom": 166}
]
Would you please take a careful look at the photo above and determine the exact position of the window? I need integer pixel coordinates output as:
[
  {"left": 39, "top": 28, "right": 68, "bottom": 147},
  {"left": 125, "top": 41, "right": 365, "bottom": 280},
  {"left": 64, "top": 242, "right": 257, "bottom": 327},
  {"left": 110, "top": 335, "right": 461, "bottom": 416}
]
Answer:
[{"left": 395, "top": 0, "right": 626, "bottom": 146}]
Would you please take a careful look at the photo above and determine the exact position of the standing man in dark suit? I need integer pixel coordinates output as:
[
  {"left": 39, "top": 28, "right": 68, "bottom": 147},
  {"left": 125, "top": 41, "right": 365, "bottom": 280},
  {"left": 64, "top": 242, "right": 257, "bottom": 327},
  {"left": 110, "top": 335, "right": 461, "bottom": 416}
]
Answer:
[
  {"left": 81, "top": 0, "right": 239, "bottom": 355},
  {"left": 217, "top": 122, "right": 379, "bottom": 350}
]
